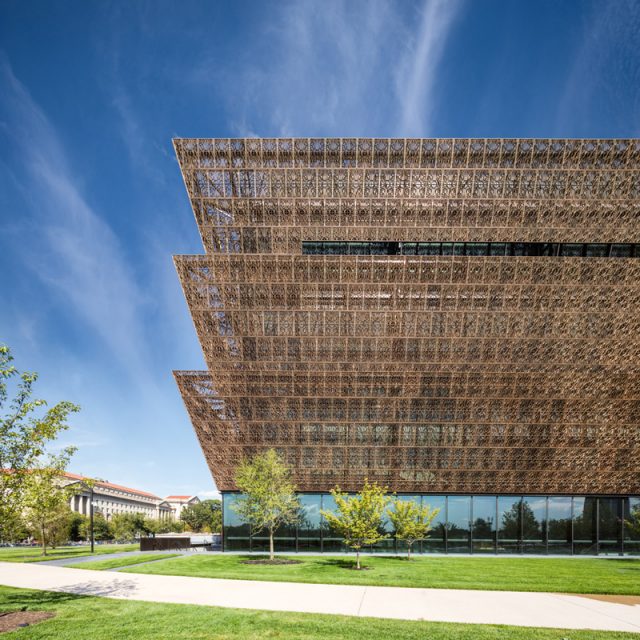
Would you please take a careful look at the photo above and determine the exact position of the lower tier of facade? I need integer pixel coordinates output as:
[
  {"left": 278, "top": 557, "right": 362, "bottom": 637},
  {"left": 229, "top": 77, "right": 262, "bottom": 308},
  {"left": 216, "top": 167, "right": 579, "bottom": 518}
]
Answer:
[{"left": 223, "top": 492, "right": 640, "bottom": 555}]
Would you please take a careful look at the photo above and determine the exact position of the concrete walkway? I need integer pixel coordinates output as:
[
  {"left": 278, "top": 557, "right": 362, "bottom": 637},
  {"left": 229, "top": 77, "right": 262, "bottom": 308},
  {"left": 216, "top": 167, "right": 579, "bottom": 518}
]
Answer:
[
  {"left": 1, "top": 561, "right": 640, "bottom": 632},
  {"left": 39, "top": 550, "right": 191, "bottom": 567}
]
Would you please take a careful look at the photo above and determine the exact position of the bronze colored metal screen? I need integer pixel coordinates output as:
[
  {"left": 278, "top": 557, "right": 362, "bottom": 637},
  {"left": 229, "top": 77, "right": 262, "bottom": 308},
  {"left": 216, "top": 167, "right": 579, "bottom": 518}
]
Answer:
[{"left": 173, "top": 138, "right": 640, "bottom": 494}]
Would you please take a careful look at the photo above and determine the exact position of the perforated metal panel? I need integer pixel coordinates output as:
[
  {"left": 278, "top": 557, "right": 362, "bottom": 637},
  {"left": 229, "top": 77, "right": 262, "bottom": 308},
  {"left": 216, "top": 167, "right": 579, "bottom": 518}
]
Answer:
[{"left": 173, "top": 138, "right": 640, "bottom": 494}]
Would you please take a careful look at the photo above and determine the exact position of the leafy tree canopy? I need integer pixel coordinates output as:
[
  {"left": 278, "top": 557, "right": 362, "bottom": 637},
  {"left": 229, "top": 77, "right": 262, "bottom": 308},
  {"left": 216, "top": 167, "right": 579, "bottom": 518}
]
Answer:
[
  {"left": 0, "top": 344, "right": 79, "bottom": 541},
  {"left": 321, "top": 480, "right": 389, "bottom": 569},
  {"left": 388, "top": 499, "right": 440, "bottom": 560},
  {"left": 180, "top": 499, "right": 222, "bottom": 533},
  {"left": 233, "top": 449, "right": 300, "bottom": 560}
]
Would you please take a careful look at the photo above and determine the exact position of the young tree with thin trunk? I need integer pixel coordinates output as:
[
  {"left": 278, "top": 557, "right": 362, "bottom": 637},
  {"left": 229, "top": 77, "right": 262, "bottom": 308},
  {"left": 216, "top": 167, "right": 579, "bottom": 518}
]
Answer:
[
  {"left": 0, "top": 344, "right": 79, "bottom": 542},
  {"left": 388, "top": 499, "right": 440, "bottom": 560},
  {"left": 321, "top": 480, "right": 389, "bottom": 570},
  {"left": 23, "top": 448, "right": 78, "bottom": 556},
  {"left": 232, "top": 449, "right": 300, "bottom": 561}
]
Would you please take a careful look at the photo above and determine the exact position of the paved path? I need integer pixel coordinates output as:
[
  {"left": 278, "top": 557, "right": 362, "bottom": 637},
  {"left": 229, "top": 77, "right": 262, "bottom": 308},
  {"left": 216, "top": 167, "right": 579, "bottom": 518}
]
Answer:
[
  {"left": 39, "top": 550, "right": 191, "bottom": 567},
  {"left": 1, "top": 561, "right": 640, "bottom": 632}
]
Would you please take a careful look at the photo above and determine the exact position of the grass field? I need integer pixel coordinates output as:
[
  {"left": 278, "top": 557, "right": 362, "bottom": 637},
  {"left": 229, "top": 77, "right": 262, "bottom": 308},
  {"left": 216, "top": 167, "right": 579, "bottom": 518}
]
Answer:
[
  {"left": 0, "top": 585, "right": 637, "bottom": 640},
  {"left": 124, "top": 554, "right": 640, "bottom": 595},
  {"left": 70, "top": 553, "right": 180, "bottom": 571},
  {"left": 0, "top": 544, "right": 139, "bottom": 563}
]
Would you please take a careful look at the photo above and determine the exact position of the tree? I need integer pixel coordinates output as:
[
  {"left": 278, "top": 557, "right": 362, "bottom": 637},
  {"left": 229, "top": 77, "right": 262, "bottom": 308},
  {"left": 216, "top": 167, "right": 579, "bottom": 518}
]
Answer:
[
  {"left": 625, "top": 504, "right": 640, "bottom": 537},
  {"left": 321, "top": 480, "right": 390, "bottom": 570},
  {"left": 110, "top": 513, "right": 147, "bottom": 542},
  {"left": 68, "top": 512, "right": 88, "bottom": 542},
  {"left": 232, "top": 449, "right": 300, "bottom": 561},
  {"left": 0, "top": 344, "right": 79, "bottom": 541},
  {"left": 80, "top": 512, "right": 112, "bottom": 541},
  {"left": 181, "top": 499, "right": 222, "bottom": 533},
  {"left": 388, "top": 499, "right": 440, "bottom": 560},
  {"left": 142, "top": 517, "right": 180, "bottom": 537},
  {"left": 22, "top": 448, "right": 79, "bottom": 556}
]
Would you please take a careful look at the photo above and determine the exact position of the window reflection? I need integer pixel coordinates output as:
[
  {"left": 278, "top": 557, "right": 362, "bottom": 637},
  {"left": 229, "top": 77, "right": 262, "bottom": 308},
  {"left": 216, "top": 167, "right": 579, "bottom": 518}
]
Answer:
[
  {"left": 223, "top": 493, "right": 251, "bottom": 551},
  {"left": 520, "top": 497, "right": 546, "bottom": 554},
  {"left": 624, "top": 497, "right": 640, "bottom": 555},
  {"left": 598, "top": 498, "right": 621, "bottom": 555},
  {"left": 222, "top": 492, "right": 639, "bottom": 555},
  {"left": 447, "top": 496, "right": 471, "bottom": 552},
  {"left": 473, "top": 496, "right": 496, "bottom": 553},
  {"left": 573, "top": 497, "right": 597, "bottom": 555},
  {"left": 498, "top": 497, "right": 523, "bottom": 554},
  {"left": 422, "top": 495, "right": 446, "bottom": 553},
  {"left": 547, "top": 497, "right": 572, "bottom": 554}
]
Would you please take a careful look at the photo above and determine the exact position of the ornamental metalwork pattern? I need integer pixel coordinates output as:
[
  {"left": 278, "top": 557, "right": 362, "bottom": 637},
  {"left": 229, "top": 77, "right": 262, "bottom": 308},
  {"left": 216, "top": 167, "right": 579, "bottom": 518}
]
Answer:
[{"left": 173, "top": 138, "right": 640, "bottom": 494}]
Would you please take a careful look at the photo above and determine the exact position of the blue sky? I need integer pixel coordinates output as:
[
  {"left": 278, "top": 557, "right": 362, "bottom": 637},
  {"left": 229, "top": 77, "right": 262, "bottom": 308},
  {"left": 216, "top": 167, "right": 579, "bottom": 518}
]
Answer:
[{"left": 0, "top": 0, "right": 638, "bottom": 499}]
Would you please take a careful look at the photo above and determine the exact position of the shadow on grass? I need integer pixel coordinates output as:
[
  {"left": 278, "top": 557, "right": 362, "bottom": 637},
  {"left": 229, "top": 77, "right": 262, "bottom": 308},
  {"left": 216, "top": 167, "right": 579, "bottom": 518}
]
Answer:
[{"left": 0, "top": 588, "right": 86, "bottom": 611}]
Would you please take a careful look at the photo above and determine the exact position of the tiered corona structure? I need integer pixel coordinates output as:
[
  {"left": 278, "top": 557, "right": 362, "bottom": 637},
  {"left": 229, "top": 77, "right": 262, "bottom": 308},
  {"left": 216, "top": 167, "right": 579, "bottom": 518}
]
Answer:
[{"left": 174, "top": 138, "right": 640, "bottom": 553}]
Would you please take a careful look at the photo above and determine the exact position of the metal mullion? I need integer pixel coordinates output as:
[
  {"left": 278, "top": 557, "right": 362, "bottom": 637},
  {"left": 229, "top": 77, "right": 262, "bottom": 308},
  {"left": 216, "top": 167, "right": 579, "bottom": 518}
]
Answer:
[
  {"left": 596, "top": 497, "right": 599, "bottom": 555},
  {"left": 444, "top": 495, "right": 449, "bottom": 554},
  {"left": 545, "top": 496, "right": 549, "bottom": 556},
  {"left": 571, "top": 496, "right": 575, "bottom": 555}
]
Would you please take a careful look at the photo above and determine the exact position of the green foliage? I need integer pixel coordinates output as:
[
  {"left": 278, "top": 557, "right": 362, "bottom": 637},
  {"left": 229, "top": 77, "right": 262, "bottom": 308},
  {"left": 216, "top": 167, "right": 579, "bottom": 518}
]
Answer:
[
  {"left": 110, "top": 513, "right": 147, "bottom": 542},
  {"left": 388, "top": 499, "right": 440, "bottom": 559},
  {"left": 108, "top": 514, "right": 178, "bottom": 541},
  {"left": 22, "top": 447, "right": 79, "bottom": 555},
  {"left": 79, "top": 512, "right": 113, "bottom": 541},
  {"left": 624, "top": 504, "right": 640, "bottom": 536},
  {"left": 180, "top": 499, "right": 222, "bottom": 533},
  {"left": 68, "top": 512, "right": 88, "bottom": 542},
  {"left": 169, "top": 519, "right": 186, "bottom": 533},
  {"left": 233, "top": 449, "right": 300, "bottom": 560},
  {"left": 321, "top": 480, "right": 389, "bottom": 569},
  {"left": 0, "top": 344, "right": 80, "bottom": 541}
]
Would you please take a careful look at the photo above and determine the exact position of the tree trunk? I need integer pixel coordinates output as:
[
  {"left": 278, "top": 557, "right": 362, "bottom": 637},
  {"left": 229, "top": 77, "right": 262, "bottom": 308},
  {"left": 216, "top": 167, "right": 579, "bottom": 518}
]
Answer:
[
  {"left": 41, "top": 523, "right": 47, "bottom": 557},
  {"left": 269, "top": 528, "right": 274, "bottom": 561},
  {"left": 407, "top": 542, "right": 412, "bottom": 561},
  {"left": 356, "top": 548, "right": 360, "bottom": 570}
]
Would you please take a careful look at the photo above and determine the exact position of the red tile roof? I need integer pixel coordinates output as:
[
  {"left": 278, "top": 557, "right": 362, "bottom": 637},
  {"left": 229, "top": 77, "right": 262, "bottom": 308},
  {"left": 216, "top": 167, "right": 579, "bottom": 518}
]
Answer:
[
  {"left": 63, "top": 472, "right": 161, "bottom": 500},
  {"left": 165, "top": 495, "right": 194, "bottom": 500}
]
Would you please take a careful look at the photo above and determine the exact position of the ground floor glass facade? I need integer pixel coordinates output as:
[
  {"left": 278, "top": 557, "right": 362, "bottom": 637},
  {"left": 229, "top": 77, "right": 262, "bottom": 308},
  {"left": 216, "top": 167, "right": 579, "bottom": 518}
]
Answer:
[{"left": 223, "top": 493, "right": 640, "bottom": 555}]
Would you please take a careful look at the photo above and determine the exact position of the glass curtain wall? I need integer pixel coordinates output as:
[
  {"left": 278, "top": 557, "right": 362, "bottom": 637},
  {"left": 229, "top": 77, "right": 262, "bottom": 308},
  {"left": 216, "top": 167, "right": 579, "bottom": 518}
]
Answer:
[{"left": 222, "top": 493, "right": 637, "bottom": 555}]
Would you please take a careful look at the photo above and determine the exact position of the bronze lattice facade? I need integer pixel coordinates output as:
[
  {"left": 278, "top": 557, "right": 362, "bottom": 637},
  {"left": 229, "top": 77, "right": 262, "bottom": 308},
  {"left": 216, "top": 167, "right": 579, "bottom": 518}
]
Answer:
[{"left": 173, "top": 138, "right": 640, "bottom": 498}]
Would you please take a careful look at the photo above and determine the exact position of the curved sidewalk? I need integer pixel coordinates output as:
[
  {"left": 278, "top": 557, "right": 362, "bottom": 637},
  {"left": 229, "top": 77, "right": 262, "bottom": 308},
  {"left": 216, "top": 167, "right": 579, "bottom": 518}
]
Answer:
[{"left": 1, "top": 561, "right": 640, "bottom": 632}]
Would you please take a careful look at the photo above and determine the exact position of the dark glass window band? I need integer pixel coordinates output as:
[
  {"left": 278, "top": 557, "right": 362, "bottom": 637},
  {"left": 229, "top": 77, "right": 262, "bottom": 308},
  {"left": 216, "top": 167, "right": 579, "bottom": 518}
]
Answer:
[{"left": 302, "top": 241, "right": 640, "bottom": 258}]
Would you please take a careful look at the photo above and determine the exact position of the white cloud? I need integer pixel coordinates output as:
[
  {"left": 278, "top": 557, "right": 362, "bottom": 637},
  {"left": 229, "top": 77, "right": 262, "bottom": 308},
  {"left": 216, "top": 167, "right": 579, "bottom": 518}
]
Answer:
[
  {"left": 0, "top": 55, "right": 150, "bottom": 381},
  {"left": 395, "top": 0, "right": 461, "bottom": 136},
  {"left": 197, "top": 489, "right": 221, "bottom": 500},
  {"left": 195, "top": 0, "right": 461, "bottom": 137}
]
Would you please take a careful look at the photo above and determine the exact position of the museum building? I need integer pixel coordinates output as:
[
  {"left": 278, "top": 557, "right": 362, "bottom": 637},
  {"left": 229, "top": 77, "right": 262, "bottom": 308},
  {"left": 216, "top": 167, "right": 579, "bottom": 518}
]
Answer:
[{"left": 173, "top": 138, "right": 640, "bottom": 554}]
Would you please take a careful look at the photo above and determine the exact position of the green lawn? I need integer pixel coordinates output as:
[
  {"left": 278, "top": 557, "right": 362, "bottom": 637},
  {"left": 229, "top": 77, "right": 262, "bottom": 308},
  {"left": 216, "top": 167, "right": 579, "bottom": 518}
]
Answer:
[
  {"left": 70, "top": 553, "right": 180, "bottom": 571},
  {"left": 124, "top": 554, "right": 640, "bottom": 595},
  {"left": 0, "top": 585, "right": 637, "bottom": 640},
  {"left": 0, "top": 543, "right": 139, "bottom": 563}
]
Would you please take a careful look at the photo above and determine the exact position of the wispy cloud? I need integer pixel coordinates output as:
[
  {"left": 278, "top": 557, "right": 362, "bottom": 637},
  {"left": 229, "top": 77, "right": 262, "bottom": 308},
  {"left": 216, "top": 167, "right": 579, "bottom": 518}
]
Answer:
[
  {"left": 395, "top": 0, "right": 461, "bottom": 136},
  {"left": 197, "top": 489, "right": 221, "bottom": 500},
  {"left": 0, "top": 55, "right": 150, "bottom": 380},
  {"left": 49, "top": 426, "right": 109, "bottom": 452},
  {"left": 192, "top": 0, "right": 462, "bottom": 137}
]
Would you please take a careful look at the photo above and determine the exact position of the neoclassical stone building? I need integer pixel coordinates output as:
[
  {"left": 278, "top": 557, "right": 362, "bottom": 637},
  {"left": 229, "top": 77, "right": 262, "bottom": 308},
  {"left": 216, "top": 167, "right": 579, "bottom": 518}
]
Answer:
[{"left": 63, "top": 473, "right": 175, "bottom": 521}]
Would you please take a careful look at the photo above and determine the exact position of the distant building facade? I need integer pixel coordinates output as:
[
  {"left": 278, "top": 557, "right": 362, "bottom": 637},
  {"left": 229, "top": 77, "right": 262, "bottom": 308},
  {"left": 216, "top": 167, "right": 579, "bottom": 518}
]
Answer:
[
  {"left": 63, "top": 473, "right": 175, "bottom": 521},
  {"left": 165, "top": 495, "right": 200, "bottom": 519}
]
